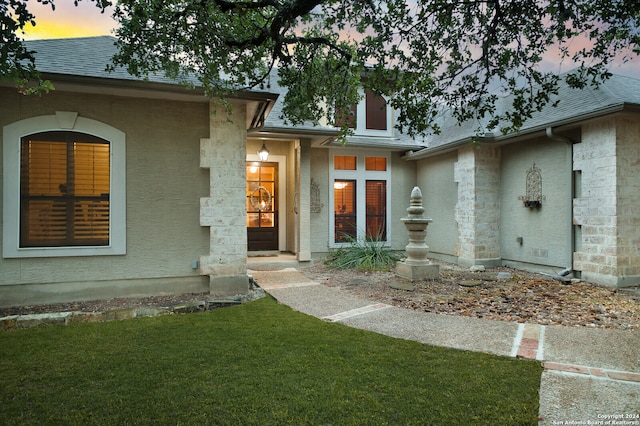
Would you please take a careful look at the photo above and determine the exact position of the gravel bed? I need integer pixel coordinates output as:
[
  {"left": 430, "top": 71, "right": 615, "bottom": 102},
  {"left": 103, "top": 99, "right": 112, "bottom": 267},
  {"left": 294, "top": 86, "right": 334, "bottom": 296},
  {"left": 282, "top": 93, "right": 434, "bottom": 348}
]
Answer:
[{"left": 300, "top": 263, "right": 640, "bottom": 330}]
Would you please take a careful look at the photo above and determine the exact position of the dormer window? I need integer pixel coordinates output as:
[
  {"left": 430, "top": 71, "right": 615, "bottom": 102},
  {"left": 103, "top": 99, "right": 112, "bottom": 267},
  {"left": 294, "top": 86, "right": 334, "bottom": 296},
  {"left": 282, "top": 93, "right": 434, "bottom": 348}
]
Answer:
[
  {"left": 335, "top": 104, "right": 357, "bottom": 129},
  {"left": 365, "top": 91, "right": 387, "bottom": 131},
  {"left": 334, "top": 90, "right": 391, "bottom": 134}
]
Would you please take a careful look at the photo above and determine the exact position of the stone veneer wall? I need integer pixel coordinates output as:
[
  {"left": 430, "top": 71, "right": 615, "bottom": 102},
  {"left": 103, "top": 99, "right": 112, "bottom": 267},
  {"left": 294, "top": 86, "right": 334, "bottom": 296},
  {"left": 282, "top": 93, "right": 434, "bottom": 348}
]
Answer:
[
  {"left": 199, "top": 102, "right": 249, "bottom": 295},
  {"left": 573, "top": 117, "right": 640, "bottom": 287},
  {"left": 454, "top": 145, "right": 501, "bottom": 266}
]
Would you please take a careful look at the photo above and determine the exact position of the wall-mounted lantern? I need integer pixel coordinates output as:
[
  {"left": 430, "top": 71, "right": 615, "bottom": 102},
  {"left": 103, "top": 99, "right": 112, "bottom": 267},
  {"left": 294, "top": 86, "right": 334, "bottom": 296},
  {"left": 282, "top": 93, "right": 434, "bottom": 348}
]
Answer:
[{"left": 257, "top": 143, "right": 270, "bottom": 162}]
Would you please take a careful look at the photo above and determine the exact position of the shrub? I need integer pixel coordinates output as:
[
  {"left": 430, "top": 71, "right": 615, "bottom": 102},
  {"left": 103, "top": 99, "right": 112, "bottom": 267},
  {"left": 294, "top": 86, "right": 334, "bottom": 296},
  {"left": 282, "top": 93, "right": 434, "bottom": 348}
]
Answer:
[{"left": 325, "top": 234, "right": 402, "bottom": 271}]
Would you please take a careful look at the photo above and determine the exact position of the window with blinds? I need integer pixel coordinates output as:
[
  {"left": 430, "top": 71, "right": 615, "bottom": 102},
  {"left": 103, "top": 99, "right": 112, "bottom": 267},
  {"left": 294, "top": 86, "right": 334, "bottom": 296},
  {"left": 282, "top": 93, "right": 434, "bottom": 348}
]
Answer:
[
  {"left": 366, "top": 180, "right": 387, "bottom": 240},
  {"left": 329, "top": 149, "right": 390, "bottom": 247},
  {"left": 334, "top": 155, "right": 357, "bottom": 170},
  {"left": 365, "top": 91, "right": 387, "bottom": 130},
  {"left": 334, "top": 180, "right": 357, "bottom": 242},
  {"left": 334, "top": 90, "right": 388, "bottom": 131},
  {"left": 20, "top": 131, "right": 110, "bottom": 247},
  {"left": 334, "top": 103, "right": 357, "bottom": 129}
]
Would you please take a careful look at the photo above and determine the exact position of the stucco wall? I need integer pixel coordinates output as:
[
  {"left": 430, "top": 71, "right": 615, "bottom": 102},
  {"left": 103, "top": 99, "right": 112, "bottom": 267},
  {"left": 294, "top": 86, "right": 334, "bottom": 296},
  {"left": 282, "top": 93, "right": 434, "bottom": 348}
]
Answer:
[
  {"left": 500, "top": 137, "right": 572, "bottom": 270},
  {"left": 614, "top": 117, "right": 640, "bottom": 284},
  {"left": 309, "top": 148, "right": 330, "bottom": 253},
  {"left": 415, "top": 139, "right": 572, "bottom": 270},
  {"left": 0, "top": 88, "right": 210, "bottom": 305},
  {"left": 388, "top": 152, "right": 417, "bottom": 250},
  {"left": 415, "top": 152, "right": 458, "bottom": 260}
]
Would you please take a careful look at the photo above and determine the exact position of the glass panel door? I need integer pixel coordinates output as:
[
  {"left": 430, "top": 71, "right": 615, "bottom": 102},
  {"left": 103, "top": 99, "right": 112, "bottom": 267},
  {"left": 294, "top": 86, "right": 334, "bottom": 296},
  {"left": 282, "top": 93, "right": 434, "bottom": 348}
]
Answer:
[{"left": 247, "top": 161, "right": 278, "bottom": 251}]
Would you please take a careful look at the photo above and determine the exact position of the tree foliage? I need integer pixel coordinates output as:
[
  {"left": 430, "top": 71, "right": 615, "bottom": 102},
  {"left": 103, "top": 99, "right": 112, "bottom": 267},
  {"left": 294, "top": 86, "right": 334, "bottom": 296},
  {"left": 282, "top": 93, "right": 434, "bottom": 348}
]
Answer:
[{"left": 4, "top": 0, "right": 640, "bottom": 136}]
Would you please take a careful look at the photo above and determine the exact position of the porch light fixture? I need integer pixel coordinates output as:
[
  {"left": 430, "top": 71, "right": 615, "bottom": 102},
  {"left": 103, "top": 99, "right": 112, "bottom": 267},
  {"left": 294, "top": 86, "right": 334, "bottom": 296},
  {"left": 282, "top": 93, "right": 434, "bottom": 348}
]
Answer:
[{"left": 258, "top": 143, "right": 270, "bottom": 161}]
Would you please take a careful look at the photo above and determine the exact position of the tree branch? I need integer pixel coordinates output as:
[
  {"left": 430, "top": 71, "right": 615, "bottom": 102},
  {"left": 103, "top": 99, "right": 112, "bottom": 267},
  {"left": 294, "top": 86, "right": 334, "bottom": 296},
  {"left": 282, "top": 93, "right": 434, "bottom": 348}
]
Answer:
[{"left": 209, "top": 0, "right": 280, "bottom": 13}]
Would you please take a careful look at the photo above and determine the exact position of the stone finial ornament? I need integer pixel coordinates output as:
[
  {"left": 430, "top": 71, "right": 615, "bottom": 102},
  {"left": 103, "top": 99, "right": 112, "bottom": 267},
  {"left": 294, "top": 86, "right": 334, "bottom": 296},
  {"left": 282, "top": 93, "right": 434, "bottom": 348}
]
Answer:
[
  {"left": 396, "top": 186, "right": 440, "bottom": 280},
  {"left": 405, "top": 186, "right": 425, "bottom": 217}
]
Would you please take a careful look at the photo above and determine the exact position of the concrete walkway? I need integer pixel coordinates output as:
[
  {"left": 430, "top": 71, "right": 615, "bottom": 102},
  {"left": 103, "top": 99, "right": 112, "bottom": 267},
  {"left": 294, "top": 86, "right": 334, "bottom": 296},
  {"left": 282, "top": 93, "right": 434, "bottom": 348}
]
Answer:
[{"left": 250, "top": 267, "right": 640, "bottom": 426}]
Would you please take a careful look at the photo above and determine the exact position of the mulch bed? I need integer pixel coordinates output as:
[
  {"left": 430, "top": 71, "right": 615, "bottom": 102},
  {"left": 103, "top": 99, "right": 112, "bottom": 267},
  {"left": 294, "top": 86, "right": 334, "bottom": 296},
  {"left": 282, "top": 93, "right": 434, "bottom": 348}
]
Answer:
[{"left": 300, "top": 263, "right": 640, "bottom": 330}]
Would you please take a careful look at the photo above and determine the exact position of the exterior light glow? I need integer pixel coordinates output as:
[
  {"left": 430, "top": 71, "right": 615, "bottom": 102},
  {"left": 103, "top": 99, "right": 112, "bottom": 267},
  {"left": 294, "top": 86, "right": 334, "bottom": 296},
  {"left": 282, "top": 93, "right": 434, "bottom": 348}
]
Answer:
[{"left": 258, "top": 143, "right": 270, "bottom": 161}]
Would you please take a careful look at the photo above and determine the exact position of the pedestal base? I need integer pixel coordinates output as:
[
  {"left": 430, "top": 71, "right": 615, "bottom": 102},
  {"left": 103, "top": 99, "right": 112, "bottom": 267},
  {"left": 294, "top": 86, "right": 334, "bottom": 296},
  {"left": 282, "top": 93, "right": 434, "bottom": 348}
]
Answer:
[{"left": 396, "top": 261, "right": 440, "bottom": 281}]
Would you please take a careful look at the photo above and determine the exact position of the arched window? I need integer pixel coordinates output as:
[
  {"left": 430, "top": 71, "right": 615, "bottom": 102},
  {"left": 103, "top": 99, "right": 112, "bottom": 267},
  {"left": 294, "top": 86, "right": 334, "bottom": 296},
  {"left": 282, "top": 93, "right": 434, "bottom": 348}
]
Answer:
[
  {"left": 3, "top": 112, "right": 126, "bottom": 257},
  {"left": 20, "top": 131, "right": 111, "bottom": 247}
]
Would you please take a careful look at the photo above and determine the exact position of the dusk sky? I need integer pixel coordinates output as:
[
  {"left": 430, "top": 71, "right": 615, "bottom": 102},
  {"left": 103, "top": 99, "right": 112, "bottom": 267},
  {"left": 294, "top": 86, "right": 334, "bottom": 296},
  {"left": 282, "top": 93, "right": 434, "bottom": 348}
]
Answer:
[
  {"left": 21, "top": 1, "right": 640, "bottom": 78},
  {"left": 21, "top": 1, "right": 116, "bottom": 39}
]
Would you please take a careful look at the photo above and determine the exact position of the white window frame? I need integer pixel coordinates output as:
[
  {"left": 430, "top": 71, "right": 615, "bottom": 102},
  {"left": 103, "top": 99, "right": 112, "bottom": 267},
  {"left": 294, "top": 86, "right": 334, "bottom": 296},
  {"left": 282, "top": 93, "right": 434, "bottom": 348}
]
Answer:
[
  {"left": 329, "top": 149, "right": 391, "bottom": 248},
  {"left": 354, "top": 88, "right": 393, "bottom": 137},
  {"left": 3, "top": 112, "right": 126, "bottom": 258}
]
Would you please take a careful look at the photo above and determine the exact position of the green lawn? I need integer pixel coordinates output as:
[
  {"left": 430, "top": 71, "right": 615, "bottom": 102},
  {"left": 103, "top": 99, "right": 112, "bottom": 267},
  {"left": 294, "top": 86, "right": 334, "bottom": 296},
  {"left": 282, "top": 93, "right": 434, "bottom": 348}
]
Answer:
[{"left": 0, "top": 296, "right": 541, "bottom": 425}]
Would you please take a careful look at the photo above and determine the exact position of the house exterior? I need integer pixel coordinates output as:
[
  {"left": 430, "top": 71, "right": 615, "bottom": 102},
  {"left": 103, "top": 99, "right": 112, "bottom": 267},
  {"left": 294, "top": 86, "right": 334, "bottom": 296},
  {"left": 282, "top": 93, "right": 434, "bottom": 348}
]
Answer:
[
  {"left": 1, "top": 36, "right": 639, "bottom": 307},
  {"left": 405, "top": 75, "right": 640, "bottom": 288}
]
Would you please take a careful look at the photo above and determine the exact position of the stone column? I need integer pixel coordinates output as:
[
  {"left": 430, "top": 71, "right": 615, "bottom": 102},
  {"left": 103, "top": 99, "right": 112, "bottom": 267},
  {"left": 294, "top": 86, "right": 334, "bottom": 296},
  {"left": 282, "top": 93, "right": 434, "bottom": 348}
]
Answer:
[
  {"left": 396, "top": 187, "right": 440, "bottom": 280},
  {"left": 453, "top": 145, "right": 501, "bottom": 267},
  {"left": 199, "top": 100, "right": 249, "bottom": 295},
  {"left": 573, "top": 117, "right": 640, "bottom": 287}
]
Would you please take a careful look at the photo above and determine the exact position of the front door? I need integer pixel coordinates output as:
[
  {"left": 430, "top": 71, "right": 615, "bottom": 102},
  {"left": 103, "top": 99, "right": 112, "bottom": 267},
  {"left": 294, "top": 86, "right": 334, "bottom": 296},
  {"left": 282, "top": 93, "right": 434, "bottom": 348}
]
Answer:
[{"left": 247, "top": 161, "right": 278, "bottom": 251}]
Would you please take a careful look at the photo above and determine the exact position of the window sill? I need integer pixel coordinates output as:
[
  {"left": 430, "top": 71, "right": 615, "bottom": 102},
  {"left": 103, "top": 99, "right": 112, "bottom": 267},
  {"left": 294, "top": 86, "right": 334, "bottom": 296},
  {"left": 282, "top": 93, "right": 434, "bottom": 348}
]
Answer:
[{"left": 3, "top": 244, "right": 125, "bottom": 259}]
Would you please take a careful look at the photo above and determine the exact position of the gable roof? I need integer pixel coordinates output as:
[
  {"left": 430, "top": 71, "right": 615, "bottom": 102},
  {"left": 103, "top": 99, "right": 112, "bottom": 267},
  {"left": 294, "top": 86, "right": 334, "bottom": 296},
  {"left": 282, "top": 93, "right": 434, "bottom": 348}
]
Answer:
[
  {"left": 248, "top": 69, "right": 427, "bottom": 150},
  {"left": 25, "top": 36, "right": 194, "bottom": 86},
  {"left": 496, "top": 73, "right": 640, "bottom": 134},
  {"left": 24, "top": 37, "right": 636, "bottom": 154},
  {"left": 23, "top": 37, "right": 425, "bottom": 149},
  {"left": 407, "top": 73, "right": 640, "bottom": 159},
  {"left": 21, "top": 37, "right": 340, "bottom": 143},
  {"left": 22, "top": 36, "right": 278, "bottom": 105},
  {"left": 255, "top": 72, "right": 338, "bottom": 137}
]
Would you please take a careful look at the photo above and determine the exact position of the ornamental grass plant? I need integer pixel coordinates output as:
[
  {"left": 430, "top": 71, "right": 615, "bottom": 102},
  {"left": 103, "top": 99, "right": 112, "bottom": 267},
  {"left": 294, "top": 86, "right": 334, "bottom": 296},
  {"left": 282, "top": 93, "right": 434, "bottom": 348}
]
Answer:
[
  {"left": 325, "top": 234, "right": 402, "bottom": 271},
  {"left": 0, "top": 297, "right": 541, "bottom": 425}
]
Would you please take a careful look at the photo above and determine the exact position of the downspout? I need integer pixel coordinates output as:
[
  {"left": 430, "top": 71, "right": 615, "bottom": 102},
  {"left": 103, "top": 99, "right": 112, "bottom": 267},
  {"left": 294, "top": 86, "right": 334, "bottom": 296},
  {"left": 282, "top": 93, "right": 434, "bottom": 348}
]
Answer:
[{"left": 545, "top": 127, "right": 576, "bottom": 277}]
